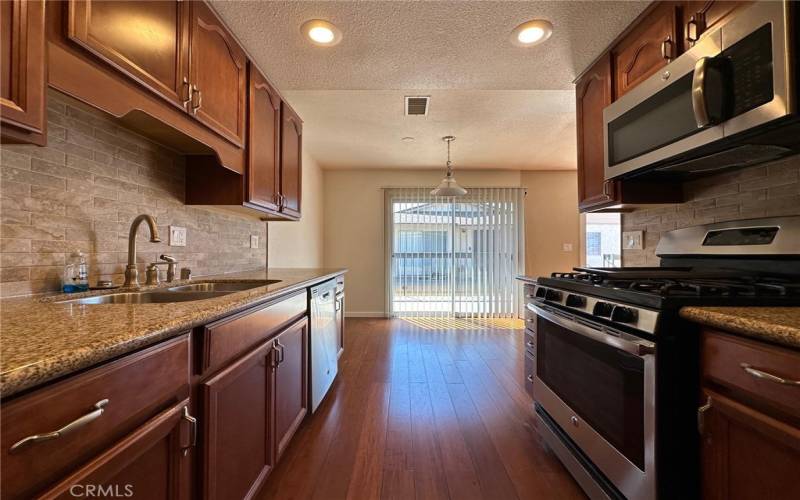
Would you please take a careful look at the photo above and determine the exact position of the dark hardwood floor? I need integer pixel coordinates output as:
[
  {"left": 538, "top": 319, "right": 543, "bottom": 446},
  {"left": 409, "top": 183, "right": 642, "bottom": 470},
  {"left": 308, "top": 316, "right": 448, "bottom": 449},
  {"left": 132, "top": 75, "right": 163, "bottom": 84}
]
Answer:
[{"left": 256, "top": 318, "right": 585, "bottom": 500}]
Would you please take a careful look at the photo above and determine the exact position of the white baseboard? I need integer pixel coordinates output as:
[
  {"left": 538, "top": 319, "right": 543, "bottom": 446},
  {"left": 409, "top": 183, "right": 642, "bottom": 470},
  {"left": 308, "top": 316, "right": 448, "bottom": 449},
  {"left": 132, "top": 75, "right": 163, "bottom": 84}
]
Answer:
[{"left": 345, "top": 311, "right": 387, "bottom": 318}]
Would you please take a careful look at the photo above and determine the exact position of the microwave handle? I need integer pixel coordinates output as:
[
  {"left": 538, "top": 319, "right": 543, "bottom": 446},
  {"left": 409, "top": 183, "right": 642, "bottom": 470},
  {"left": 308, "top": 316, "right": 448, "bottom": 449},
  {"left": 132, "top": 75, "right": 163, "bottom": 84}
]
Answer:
[
  {"left": 528, "top": 303, "right": 655, "bottom": 357},
  {"left": 692, "top": 57, "right": 713, "bottom": 128}
]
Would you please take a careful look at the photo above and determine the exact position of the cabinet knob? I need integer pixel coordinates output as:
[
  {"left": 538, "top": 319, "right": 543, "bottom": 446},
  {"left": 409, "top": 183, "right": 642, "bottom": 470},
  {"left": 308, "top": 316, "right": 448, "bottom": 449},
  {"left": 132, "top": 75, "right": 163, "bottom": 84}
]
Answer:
[
  {"left": 661, "top": 36, "right": 675, "bottom": 61},
  {"left": 182, "top": 77, "right": 192, "bottom": 109},
  {"left": 697, "top": 395, "right": 712, "bottom": 435},
  {"left": 181, "top": 406, "right": 197, "bottom": 456},
  {"left": 191, "top": 85, "right": 202, "bottom": 115}
]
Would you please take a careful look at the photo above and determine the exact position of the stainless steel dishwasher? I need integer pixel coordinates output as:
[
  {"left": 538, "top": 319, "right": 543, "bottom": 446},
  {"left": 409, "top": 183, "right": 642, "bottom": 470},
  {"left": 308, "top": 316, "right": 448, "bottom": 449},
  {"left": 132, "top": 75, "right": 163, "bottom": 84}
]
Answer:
[{"left": 310, "top": 279, "right": 339, "bottom": 412}]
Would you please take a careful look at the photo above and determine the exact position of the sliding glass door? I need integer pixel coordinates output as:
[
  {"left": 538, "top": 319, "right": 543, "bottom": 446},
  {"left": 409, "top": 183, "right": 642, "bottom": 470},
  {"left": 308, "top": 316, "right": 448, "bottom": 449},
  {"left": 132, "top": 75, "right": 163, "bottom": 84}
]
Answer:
[{"left": 386, "top": 188, "right": 525, "bottom": 318}]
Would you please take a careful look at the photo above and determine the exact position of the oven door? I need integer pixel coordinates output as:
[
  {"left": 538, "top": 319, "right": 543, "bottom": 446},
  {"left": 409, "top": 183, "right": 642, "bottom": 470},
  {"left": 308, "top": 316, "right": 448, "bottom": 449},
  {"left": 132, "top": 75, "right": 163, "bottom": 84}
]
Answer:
[
  {"left": 530, "top": 303, "right": 656, "bottom": 500},
  {"left": 604, "top": 0, "right": 793, "bottom": 180}
]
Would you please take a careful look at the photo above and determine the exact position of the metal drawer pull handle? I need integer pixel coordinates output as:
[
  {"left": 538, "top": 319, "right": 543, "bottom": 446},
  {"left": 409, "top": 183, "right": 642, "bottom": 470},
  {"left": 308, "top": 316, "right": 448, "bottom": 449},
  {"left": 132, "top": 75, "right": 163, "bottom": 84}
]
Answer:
[
  {"left": 697, "top": 395, "right": 712, "bottom": 435},
  {"left": 740, "top": 363, "right": 800, "bottom": 386},
  {"left": 10, "top": 399, "right": 109, "bottom": 452},
  {"left": 182, "top": 406, "right": 197, "bottom": 456},
  {"left": 526, "top": 341, "right": 535, "bottom": 348}
]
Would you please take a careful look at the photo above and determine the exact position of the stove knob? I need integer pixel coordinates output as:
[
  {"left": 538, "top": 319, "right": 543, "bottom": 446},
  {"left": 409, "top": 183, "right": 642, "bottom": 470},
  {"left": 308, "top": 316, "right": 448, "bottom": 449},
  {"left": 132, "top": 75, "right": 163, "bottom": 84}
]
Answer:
[
  {"left": 593, "top": 302, "right": 614, "bottom": 317},
  {"left": 545, "top": 289, "right": 563, "bottom": 301},
  {"left": 535, "top": 287, "right": 548, "bottom": 298},
  {"left": 565, "top": 294, "right": 586, "bottom": 308},
  {"left": 611, "top": 306, "right": 638, "bottom": 324}
]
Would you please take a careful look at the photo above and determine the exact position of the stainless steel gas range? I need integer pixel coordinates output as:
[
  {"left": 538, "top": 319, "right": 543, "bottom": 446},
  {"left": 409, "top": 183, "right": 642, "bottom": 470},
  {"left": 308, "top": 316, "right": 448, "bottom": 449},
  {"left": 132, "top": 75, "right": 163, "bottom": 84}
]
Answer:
[{"left": 527, "top": 216, "right": 800, "bottom": 500}]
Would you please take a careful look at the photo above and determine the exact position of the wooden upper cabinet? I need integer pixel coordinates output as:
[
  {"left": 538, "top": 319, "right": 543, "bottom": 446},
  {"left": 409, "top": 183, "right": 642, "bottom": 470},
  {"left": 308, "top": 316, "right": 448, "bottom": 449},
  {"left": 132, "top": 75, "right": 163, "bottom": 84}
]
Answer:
[
  {"left": 201, "top": 340, "right": 275, "bottom": 500},
  {"left": 612, "top": 2, "right": 679, "bottom": 99},
  {"left": 247, "top": 64, "right": 281, "bottom": 212},
  {"left": 279, "top": 103, "right": 302, "bottom": 219},
  {"left": 274, "top": 318, "right": 308, "bottom": 461},
  {"left": 683, "top": 1, "right": 747, "bottom": 50},
  {"left": 576, "top": 54, "right": 615, "bottom": 211},
  {"left": 67, "top": 0, "right": 190, "bottom": 111},
  {"left": 1, "top": 0, "right": 46, "bottom": 145},
  {"left": 188, "top": 1, "right": 247, "bottom": 148}
]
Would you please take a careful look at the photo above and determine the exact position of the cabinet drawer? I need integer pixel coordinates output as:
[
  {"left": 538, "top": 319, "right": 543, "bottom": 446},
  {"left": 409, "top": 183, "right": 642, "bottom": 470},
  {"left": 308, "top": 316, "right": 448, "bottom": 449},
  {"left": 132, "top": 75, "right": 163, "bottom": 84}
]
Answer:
[
  {"left": 524, "top": 330, "right": 535, "bottom": 356},
  {"left": 524, "top": 351, "right": 535, "bottom": 399},
  {"left": 1, "top": 334, "right": 190, "bottom": 499},
  {"left": 201, "top": 291, "right": 307, "bottom": 374},
  {"left": 702, "top": 330, "right": 800, "bottom": 419}
]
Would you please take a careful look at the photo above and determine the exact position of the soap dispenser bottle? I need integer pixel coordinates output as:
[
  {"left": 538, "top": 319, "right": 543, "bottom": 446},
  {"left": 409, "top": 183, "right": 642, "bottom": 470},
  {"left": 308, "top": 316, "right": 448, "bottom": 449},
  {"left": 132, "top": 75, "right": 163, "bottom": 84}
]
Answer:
[{"left": 62, "top": 251, "right": 90, "bottom": 293}]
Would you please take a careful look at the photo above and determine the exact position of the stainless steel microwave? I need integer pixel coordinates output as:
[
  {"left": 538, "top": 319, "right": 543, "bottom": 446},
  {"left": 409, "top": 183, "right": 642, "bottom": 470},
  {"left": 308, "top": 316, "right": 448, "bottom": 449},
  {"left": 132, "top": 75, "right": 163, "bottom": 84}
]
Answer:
[{"left": 604, "top": 1, "right": 800, "bottom": 180}]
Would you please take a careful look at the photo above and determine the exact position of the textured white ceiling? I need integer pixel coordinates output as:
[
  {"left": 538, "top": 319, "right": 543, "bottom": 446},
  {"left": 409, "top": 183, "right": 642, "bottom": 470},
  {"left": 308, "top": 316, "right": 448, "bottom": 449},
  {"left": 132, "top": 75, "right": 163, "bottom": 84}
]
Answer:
[
  {"left": 211, "top": 1, "right": 649, "bottom": 170},
  {"left": 284, "top": 89, "right": 577, "bottom": 170}
]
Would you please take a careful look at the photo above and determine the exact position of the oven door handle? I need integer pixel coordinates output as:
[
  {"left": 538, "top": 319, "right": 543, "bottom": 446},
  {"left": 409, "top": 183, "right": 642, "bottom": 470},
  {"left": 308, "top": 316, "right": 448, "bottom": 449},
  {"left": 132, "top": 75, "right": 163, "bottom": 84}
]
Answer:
[{"left": 528, "top": 303, "right": 655, "bottom": 357}]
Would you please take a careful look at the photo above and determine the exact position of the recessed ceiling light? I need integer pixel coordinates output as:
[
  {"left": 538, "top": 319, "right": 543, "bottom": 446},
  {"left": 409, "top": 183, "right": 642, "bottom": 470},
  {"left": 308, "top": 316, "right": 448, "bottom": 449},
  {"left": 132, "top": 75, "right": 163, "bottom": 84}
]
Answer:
[
  {"left": 301, "top": 19, "right": 342, "bottom": 46},
  {"left": 511, "top": 20, "right": 553, "bottom": 47}
]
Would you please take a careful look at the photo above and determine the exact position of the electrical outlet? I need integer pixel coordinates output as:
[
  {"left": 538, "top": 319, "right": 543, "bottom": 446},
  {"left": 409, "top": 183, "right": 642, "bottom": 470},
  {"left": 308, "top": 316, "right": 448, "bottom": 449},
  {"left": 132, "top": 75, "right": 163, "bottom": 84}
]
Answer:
[
  {"left": 169, "top": 226, "right": 187, "bottom": 247},
  {"left": 562, "top": 243, "right": 573, "bottom": 252},
  {"left": 623, "top": 231, "right": 644, "bottom": 250},
  {"left": 250, "top": 235, "right": 259, "bottom": 249}
]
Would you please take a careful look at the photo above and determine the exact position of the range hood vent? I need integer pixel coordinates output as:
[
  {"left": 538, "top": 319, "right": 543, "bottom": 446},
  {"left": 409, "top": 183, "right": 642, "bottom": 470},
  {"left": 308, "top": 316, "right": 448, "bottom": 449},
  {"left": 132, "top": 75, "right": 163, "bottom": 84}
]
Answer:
[{"left": 405, "top": 96, "right": 429, "bottom": 116}]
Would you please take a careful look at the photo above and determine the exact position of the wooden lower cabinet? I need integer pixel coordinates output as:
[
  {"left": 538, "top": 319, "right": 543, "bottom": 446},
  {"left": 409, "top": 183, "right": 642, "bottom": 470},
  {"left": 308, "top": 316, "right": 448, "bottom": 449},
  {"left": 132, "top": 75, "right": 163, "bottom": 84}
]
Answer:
[
  {"left": 273, "top": 318, "right": 309, "bottom": 460},
  {"left": 40, "top": 400, "right": 194, "bottom": 500},
  {"left": 201, "top": 339, "right": 276, "bottom": 500},
  {"left": 700, "top": 389, "right": 800, "bottom": 500},
  {"left": 699, "top": 329, "right": 800, "bottom": 499},
  {"left": 200, "top": 315, "right": 310, "bottom": 499}
]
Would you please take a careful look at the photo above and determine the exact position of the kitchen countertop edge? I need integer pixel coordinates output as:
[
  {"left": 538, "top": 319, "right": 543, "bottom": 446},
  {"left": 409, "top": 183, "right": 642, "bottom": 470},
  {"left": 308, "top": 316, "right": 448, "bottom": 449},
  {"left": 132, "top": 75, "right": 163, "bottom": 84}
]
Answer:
[
  {"left": 680, "top": 306, "right": 800, "bottom": 350},
  {"left": 0, "top": 268, "right": 347, "bottom": 399}
]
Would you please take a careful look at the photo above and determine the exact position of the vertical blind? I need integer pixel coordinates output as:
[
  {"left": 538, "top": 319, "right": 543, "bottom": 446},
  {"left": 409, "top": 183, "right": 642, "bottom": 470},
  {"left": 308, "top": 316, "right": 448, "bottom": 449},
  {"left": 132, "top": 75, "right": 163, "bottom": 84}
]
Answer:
[{"left": 385, "top": 187, "right": 525, "bottom": 318}]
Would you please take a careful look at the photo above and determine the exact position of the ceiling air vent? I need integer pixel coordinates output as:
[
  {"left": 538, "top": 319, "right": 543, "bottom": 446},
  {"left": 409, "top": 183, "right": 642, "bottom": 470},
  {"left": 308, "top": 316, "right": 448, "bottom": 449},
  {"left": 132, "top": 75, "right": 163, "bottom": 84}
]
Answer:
[{"left": 405, "top": 96, "right": 430, "bottom": 116}]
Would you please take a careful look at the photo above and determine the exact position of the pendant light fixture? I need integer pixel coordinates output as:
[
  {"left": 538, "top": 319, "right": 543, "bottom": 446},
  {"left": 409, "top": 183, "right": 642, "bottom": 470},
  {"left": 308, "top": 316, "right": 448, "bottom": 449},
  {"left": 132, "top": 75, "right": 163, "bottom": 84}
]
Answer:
[{"left": 431, "top": 136, "right": 467, "bottom": 197}]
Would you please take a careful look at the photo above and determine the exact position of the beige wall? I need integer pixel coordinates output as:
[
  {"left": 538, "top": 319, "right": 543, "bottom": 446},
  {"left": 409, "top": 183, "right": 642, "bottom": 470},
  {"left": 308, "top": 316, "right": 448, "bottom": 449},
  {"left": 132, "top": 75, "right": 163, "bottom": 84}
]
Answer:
[
  {"left": 521, "top": 171, "right": 581, "bottom": 279},
  {"left": 268, "top": 151, "right": 324, "bottom": 267},
  {"left": 323, "top": 168, "right": 581, "bottom": 316},
  {"left": 622, "top": 156, "right": 800, "bottom": 266}
]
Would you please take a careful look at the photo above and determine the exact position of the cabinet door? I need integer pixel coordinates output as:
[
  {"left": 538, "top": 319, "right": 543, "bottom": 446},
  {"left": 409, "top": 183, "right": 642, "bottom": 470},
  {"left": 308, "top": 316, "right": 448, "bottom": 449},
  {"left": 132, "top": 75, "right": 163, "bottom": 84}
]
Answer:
[
  {"left": 700, "top": 390, "right": 800, "bottom": 500},
  {"left": 576, "top": 54, "right": 616, "bottom": 211},
  {"left": 279, "top": 102, "right": 302, "bottom": 219},
  {"left": 683, "top": 1, "right": 747, "bottom": 49},
  {"left": 202, "top": 342, "right": 274, "bottom": 500},
  {"left": 1, "top": 0, "right": 46, "bottom": 144},
  {"left": 246, "top": 63, "right": 280, "bottom": 212},
  {"left": 612, "top": 2, "right": 679, "bottom": 98},
  {"left": 188, "top": 1, "right": 247, "bottom": 147},
  {"left": 273, "top": 318, "right": 309, "bottom": 460},
  {"left": 40, "top": 401, "right": 194, "bottom": 500},
  {"left": 67, "top": 0, "right": 190, "bottom": 110}
]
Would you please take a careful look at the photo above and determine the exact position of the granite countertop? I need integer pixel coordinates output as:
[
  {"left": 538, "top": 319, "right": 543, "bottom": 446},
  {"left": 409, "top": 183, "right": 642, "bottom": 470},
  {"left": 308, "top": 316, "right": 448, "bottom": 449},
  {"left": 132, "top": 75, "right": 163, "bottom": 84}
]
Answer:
[
  {"left": 680, "top": 306, "right": 800, "bottom": 349},
  {"left": 0, "top": 268, "right": 346, "bottom": 398}
]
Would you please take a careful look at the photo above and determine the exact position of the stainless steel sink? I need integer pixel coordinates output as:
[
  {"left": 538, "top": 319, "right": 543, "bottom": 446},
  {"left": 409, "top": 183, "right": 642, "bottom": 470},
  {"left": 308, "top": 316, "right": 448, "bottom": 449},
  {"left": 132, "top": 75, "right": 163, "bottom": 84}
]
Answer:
[
  {"left": 55, "top": 280, "right": 280, "bottom": 305},
  {"left": 56, "top": 291, "right": 231, "bottom": 305},
  {"left": 166, "top": 281, "right": 279, "bottom": 293}
]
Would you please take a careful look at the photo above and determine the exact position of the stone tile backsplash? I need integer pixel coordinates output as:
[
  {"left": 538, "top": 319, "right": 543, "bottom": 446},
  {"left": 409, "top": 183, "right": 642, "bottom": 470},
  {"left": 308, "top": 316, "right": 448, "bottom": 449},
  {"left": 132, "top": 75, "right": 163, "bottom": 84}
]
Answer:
[
  {"left": 622, "top": 154, "right": 800, "bottom": 266},
  {"left": 0, "top": 90, "right": 266, "bottom": 297}
]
